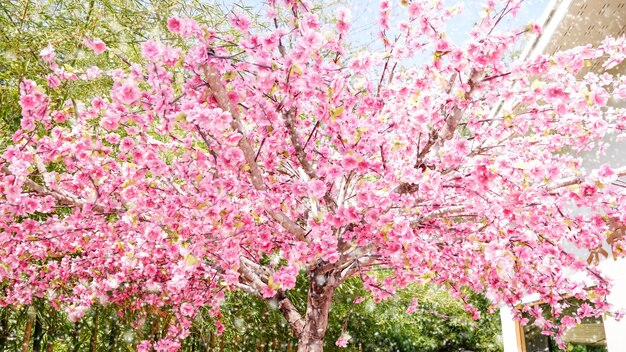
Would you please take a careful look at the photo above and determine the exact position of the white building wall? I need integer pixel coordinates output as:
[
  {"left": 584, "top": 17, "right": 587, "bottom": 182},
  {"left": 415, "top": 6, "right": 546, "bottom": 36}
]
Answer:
[
  {"left": 600, "top": 258, "right": 626, "bottom": 351},
  {"left": 520, "top": 0, "right": 573, "bottom": 59},
  {"left": 499, "top": 0, "right": 626, "bottom": 349}
]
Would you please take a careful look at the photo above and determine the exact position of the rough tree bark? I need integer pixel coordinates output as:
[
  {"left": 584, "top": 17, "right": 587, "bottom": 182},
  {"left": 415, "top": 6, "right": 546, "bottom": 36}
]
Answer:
[
  {"left": 90, "top": 308, "right": 99, "bottom": 352},
  {"left": 32, "top": 314, "right": 43, "bottom": 352},
  {"left": 22, "top": 306, "right": 35, "bottom": 352},
  {"left": 296, "top": 270, "right": 337, "bottom": 352}
]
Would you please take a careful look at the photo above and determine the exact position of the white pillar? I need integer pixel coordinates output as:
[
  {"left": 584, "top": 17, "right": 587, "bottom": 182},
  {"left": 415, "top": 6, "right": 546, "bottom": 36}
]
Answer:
[{"left": 500, "top": 306, "right": 520, "bottom": 352}]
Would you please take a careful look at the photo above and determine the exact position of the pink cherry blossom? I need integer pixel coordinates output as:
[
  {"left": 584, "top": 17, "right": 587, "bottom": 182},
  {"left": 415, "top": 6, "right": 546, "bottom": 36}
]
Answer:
[
  {"left": 19, "top": 95, "right": 37, "bottom": 110},
  {"left": 342, "top": 155, "right": 358, "bottom": 170},
  {"left": 303, "top": 31, "right": 323, "bottom": 50},
  {"left": 53, "top": 111, "right": 67, "bottom": 123},
  {"left": 406, "top": 297, "right": 419, "bottom": 314},
  {"left": 105, "top": 133, "right": 120, "bottom": 144},
  {"left": 335, "top": 334, "right": 350, "bottom": 347},
  {"left": 229, "top": 13, "right": 251, "bottom": 31},
  {"left": 180, "top": 302, "right": 194, "bottom": 317},
  {"left": 336, "top": 7, "right": 351, "bottom": 34},
  {"left": 120, "top": 137, "right": 135, "bottom": 152},
  {"left": 141, "top": 40, "right": 161, "bottom": 61},
  {"left": 222, "top": 147, "right": 245, "bottom": 167},
  {"left": 40, "top": 44, "right": 55, "bottom": 63},
  {"left": 137, "top": 341, "right": 152, "bottom": 352},
  {"left": 162, "top": 46, "right": 181, "bottom": 67},
  {"left": 167, "top": 17, "right": 182, "bottom": 33},
  {"left": 597, "top": 164, "right": 616, "bottom": 183},
  {"left": 4, "top": 3, "right": 626, "bottom": 350},
  {"left": 304, "top": 13, "right": 320, "bottom": 30},
  {"left": 85, "top": 66, "right": 102, "bottom": 80},
  {"left": 114, "top": 83, "right": 141, "bottom": 105},
  {"left": 590, "top": 87, "right": 609, "bottom": 106},
  {"left": 262, "top": 285, "right": 276, "bottom": 298},
  {"left": 84, "top": 38, "right": 107, "bottom": 54},
  {"left": 46, "top": 74, "right": 61, "bottom": 89},
  {"left": 100, "top": 115, "right": 119, "bottom": 131}
]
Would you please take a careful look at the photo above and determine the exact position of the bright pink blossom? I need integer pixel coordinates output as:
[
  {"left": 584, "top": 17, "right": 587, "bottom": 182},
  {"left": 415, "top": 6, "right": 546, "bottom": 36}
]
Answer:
[
  {"left": 222, "top": 147, "right": 244, "bottom": 167},
  {"left": 120, "top": 137, "right": 135, "bottom": 152},
  {"left": 19, "top": 95, "right": 37, "bottom": 110},
  {"left": 84, "top": 38, "right": 107, "bottom": 54},
  {"left": 167, "top": 17, "right": 181, "bottom": 33},
  {"left": 114, "top": 83, "right": 140, "bottom": 105},
  {"left": 229, "top": 13, "right": 251, "bottom": 31},
  {"left": 180, "top": 303, "right": 194, "bottom": 317}
]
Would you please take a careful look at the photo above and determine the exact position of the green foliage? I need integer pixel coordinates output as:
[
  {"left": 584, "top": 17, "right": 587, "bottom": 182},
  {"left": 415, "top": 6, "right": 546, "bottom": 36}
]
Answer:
[
  {"left": 0, "top": 277, "right": 501, "bottom": 351},
  {"left": 185, "top": 275, "right": 502, "bottom": 352},
  {"left": 326, "top": 281, "right": 502, "bottom": 352},
  {"left": 0, "top": 0, "right": 227, "bottom": 147}
]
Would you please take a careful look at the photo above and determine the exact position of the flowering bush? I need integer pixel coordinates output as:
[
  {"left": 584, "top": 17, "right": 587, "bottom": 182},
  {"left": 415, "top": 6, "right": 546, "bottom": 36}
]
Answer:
[{"left": 2, "top": 0, "right": 626, "bottom": 350}]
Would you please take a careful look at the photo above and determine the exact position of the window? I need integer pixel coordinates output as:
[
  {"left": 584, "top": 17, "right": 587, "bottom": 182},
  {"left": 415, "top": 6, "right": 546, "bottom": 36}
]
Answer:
[{"left": 517, "top": 311, "right": 607, "bottom": 352}]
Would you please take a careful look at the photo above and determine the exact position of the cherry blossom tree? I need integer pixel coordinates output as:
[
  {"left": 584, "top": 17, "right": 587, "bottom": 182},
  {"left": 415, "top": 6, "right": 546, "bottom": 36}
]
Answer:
[{"left": 2, "top": 0, "right": 626, "bottom": 350}]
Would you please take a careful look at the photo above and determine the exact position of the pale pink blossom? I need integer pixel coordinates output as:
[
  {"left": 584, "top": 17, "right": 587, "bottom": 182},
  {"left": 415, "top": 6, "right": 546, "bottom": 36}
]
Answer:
[
  {"left": 229, "top": 13, "right": 251, "bottom": 31},
  {"left": 40, "top": 44, "right": 55, "bottom": 63},
  {"left": 335, "top": 334, "right": 350, "bottom": 347},
  {"left": 46, "top": 74, "right": 61, "bottom": 89},
  {"left": 141, "top": 40, "right": 161, "bottom": 61},
  {"left": 336, "top": 7, "right": 351, "bottom": 33},
  {"left": 597, "top": 164, "right": 617, "bottom": 183},
  {"left": 406, "top": 297, "right": 419, "bottom": 314}
]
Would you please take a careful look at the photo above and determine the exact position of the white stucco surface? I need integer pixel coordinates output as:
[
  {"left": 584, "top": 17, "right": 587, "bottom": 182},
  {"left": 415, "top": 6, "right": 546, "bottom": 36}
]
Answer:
[
  {"left": 500, "top": 307, "right": 519, "bottom": 352},
  {"left": 600, "top": 258, "right": 626, "bottom": 351}
]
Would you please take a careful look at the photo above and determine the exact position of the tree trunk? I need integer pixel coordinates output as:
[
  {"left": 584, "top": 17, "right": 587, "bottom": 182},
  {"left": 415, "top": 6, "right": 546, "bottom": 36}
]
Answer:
[
  {"left": 296, "top": 274, "right": 336, "bottom": 352},
  {"left": 90, "top": 308, "right": 99, "bottom": 352},
  {"left": 22, "top": 306, "right": 35, "bottom": 352}
]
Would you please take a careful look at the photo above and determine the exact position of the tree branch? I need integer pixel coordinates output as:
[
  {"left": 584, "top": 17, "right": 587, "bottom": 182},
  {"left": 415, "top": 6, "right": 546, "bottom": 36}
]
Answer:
[
  {"left": 283, "top": 108, "right": 316, "bottom": 179},
  {"left": 1, "top": 166, "right": 115, "bottom": 214},
  {"left": 203, "top": 65, "right": 308, "bottom": 242},
  {"left": 237, "top": 257, "right": 305, "bottom": 336},
  {"left": 546, "top": 166, "right": 626, "bottom": 192},
  {"left": 394, "top": 70, "right": 480, "bottom": 195},
  {"left": 282, "top": 108, "right": 337, "bottom": 211},
  {"left": 411, "top": 205, "right": 465, "bottom": 225},
  {"left": 276, "top": 291, "right": 305, "bottom": 336}
]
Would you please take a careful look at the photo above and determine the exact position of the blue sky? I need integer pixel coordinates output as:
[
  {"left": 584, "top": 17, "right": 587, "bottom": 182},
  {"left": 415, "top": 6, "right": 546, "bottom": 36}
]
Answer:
[
  {"left": 218, "top": 0, "right": 552, "bottom": 61},
  {"left": 344, "top": 0, "right": 550, "bottom": 51}
]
